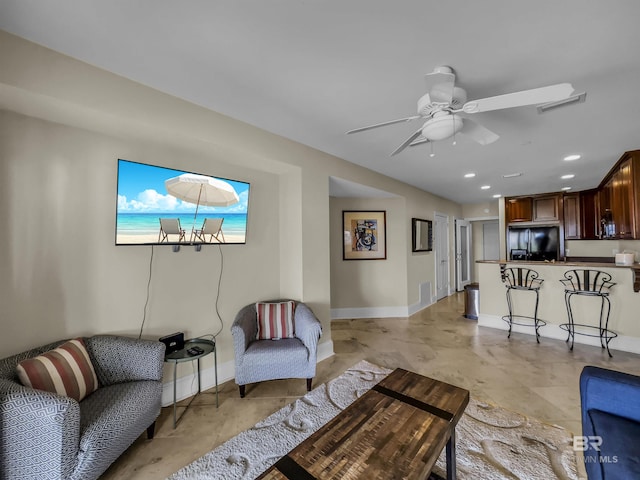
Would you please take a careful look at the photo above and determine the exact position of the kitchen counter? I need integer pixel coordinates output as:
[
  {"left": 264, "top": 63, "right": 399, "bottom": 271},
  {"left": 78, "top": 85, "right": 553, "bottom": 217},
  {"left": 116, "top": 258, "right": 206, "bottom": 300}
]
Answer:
[
  {"left": 477, "top": 260, "right": 640, "bottom": 292},
  {"left": 477, "top": 259, "right": 632, "bottom": 268},
  {"left": 476, "top": 261, "right": 640, "bottom": 354}
]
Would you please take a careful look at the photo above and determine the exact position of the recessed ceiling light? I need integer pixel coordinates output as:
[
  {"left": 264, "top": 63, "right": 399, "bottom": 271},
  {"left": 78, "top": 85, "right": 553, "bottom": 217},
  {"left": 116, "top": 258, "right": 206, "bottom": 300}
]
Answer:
[
  {"left": 502, "top": 172, "right": 522, "bottom": 178},
  {"left": 561, "top": 186, "right": 572, "bottom": 191},
  {"left": 561, "top": 174, "right": 575, "bottom": 180},
  {"left": 464, "top": 173, "right": 476, "bottom": 178},
  {"left": 564, "top": 154, "right": 581, "bottom": 161},
  {"left": 481, "top": 185, "right": 491, "bottom": 190},
  {"left": 493, "top": 194, "right": 502, "bottom": 198}
]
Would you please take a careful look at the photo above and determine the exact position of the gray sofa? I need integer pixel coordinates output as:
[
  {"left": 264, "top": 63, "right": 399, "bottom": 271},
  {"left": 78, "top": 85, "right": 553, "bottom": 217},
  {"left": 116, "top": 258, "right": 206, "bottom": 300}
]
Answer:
[
  {"left": 231, "top": 300, "right": 322, "bottom": 397},
  {"left": 0, "top": 335, "right": 165, "bottom": 480}
]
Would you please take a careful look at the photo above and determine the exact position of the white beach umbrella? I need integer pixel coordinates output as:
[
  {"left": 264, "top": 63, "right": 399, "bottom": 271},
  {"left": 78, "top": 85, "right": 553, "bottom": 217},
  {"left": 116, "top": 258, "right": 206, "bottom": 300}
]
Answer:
[{"left": 165, "top": 173, "right": 239, "bottom": 236}]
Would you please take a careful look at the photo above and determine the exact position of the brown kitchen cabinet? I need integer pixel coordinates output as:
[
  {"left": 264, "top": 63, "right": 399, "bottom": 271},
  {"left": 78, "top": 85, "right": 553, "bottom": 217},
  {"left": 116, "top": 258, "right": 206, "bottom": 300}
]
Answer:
[
  {"left": 563, "top": 189, "right": 599, "bottom": 240},
  {"left": 504, "top": 150, "right": 640, "bottom": 240},
  {"left": 505, "top": 197, "right": 533, "bottom": 223},
  {"left": 598, "top": 151, "right": 639, "bottom": 239},
  {"left": 563, "top": 193, "right": 581, "bottom": 239},
  {"left": 533, "top": 194, "right": 561, "bottom": 222},
  {"left": 505, "top": 194, "right": 561, "bottom": 224},
  {"left": 580, "top": 189, "right": 599, "bottom": 239}
]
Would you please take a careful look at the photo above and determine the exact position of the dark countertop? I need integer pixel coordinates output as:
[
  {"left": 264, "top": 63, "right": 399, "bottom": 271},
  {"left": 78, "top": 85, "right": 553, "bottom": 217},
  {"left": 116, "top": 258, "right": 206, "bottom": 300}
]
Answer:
[{"left": 476, "top": 260, "right": 638, "bottom": 268}]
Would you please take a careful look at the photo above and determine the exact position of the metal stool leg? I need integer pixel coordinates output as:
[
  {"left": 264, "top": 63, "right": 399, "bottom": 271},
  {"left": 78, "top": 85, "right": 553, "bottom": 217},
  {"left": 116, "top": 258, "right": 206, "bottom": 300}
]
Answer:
[
  {"left": 533, "top": 288, "right": 541, "bottom": 343},
  {"left": 566, "top": 292, "right": 576, "bottom": 351},
  {"left": 506, "top": 288, "right": 514, "bottom": 338},
  {"left": 602, "top": 295, "right": 613, "bottom": 358}
]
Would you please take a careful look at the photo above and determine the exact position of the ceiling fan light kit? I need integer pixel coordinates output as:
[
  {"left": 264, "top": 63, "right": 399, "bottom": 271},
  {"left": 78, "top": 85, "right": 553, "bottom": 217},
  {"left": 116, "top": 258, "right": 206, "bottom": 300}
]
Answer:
[
  {"left": 422, "top": 113, "right": 463, "bottom": 141},
  {"left": 346, "top": 65, "right": 583, "bottom": 156}
]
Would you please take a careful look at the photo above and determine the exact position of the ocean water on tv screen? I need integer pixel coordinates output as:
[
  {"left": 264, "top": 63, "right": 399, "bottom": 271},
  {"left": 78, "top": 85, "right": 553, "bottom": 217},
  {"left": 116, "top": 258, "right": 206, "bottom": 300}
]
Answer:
[{"left": 116, "top": 213, "right": 247, "bottom": 243}]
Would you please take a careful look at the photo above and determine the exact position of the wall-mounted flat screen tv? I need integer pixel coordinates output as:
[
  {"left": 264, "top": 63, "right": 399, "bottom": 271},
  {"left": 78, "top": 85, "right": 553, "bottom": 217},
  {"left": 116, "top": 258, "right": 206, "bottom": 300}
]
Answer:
[{"left": 116, "top": 159, "right": 250, "bottom": 245}]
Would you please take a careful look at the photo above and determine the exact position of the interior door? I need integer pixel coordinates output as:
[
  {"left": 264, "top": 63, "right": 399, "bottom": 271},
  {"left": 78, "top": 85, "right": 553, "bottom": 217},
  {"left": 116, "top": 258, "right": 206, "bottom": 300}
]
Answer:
[
  {"left": 455, "top": 219, "right": 471, "bottom": 291},
  {"left": 434, "top": 213, "right": 450, "bottom": 300}
]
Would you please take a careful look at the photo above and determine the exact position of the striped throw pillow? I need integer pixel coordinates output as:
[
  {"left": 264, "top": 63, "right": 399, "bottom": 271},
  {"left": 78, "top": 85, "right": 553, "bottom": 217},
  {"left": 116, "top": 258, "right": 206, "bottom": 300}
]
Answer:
[
  {"left": 256, "top": 301, "right": 295, "bottom": 340},
  {"left": 16, "top": 338, "right": 99, "bottom": 402}
]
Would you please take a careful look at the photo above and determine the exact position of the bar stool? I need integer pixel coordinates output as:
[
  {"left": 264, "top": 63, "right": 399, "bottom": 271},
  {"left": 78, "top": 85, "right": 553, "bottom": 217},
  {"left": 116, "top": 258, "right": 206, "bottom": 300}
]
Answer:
[
  {"left": 560, "top": 269, "right": 617, "bottom": 357},
  {"left": 501, "top": 267, "right": 546, "bottom": 342}
]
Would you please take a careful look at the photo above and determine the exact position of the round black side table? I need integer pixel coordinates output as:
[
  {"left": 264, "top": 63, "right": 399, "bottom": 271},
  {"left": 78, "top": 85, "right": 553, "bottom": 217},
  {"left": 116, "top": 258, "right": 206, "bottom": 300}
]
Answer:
[{"left": 164, "top": 338, "right": 218, "bottom": 428}]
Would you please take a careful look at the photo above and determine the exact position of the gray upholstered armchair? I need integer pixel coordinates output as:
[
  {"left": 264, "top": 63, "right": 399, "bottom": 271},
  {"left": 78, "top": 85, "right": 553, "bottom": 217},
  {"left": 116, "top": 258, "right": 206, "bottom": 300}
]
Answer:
[
  {"left": 231, "top": 300, "right": 322, "bottom": 397},
  {"left": 0, "top": 335, "right": 165, "bottom": 480}
]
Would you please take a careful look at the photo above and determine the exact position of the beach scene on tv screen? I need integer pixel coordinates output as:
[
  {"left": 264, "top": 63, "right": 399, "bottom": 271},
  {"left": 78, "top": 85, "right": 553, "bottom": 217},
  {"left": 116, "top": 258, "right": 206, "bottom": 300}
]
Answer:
[{"left": 116, "top": 160, "right": 250, "bottom": 245}]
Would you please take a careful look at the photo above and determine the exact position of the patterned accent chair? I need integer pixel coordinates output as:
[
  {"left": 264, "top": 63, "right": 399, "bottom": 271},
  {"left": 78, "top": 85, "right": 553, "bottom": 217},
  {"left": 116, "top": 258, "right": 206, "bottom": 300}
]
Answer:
[
  {"left": 0, "top": 335, "right": 165, "bottom": 480},
  {"left": 231, "top": 300, "right": 322, "bottom": 398}
]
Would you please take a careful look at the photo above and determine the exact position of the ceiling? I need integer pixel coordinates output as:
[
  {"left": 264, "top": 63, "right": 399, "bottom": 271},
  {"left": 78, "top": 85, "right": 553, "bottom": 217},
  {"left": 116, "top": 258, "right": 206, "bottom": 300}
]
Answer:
[{"left": 2, "top": 1, "right": 640, "bottom": 204}]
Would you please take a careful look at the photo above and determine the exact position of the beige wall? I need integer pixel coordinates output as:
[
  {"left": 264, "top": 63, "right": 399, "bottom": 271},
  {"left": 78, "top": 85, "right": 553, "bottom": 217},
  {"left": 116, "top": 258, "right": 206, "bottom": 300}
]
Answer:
[
  {"left": 0, "top": 110, "right": 283, "bottom": 367},
  {"left": 459, "top": 201, "right": 500, "bottom": 283},
  {"left": 462, "top": 200, "right": 499, "bottom": 219},
  {"left": 0, "top": 31, "right": 337, "bottom": 362},
  {"left": 330, "top": 197, "right": 407, "bottom": 309},
  {"left": 0, "top": 31, "right": 464, "bottom": 371},
  {"left": 565, "top": 239, "right": 640, "bottom": 261},
  {"left": 330, "top": 192, "right": 462, "bottom": 312}
]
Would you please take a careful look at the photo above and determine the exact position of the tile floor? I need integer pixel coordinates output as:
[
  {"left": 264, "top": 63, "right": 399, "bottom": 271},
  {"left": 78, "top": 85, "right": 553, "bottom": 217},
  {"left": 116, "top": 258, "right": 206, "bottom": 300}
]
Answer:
[{"left": 101, "top": 292, "right": 640, "bottom": 479}]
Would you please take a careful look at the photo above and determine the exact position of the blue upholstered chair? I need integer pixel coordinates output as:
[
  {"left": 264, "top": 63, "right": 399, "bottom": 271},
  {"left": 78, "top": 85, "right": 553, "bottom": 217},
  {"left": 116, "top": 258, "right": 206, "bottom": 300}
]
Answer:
[
  {"left": 231, "top": 300, "right": 322, "bottom": 398},
  {"left": 580, "top": 366, "right": 640, "bottom": 479}
]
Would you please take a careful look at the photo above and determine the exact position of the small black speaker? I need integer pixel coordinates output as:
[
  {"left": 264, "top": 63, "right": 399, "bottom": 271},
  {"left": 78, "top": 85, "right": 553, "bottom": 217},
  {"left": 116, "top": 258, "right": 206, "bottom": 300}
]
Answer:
[{"left": 159, "top": 332, "right": 185, "bottom": 354}]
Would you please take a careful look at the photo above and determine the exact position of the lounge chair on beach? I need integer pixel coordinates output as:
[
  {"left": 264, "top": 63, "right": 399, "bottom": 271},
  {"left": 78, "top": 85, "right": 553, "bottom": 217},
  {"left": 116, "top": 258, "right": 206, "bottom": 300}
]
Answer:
[
  {"left": 158, "top": 218, "right": 186, "bottom": 243},
  {"left": 193, "top": 218, "right": 225, "bottom": 243}
]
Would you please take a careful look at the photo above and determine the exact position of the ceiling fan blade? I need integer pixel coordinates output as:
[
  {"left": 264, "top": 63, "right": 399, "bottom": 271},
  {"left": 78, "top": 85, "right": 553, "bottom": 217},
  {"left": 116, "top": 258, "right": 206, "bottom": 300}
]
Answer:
[
  {"left": 459, "top": 118, "right": 500, "bottom": 145},
  {"left": 346, "top": 115, "right": 421, "bottom": 134},
  {"left": 390, "top": 127, "right": 425, "bottom": 156},
  {"left": 425, "top": 70, "right": 456, "bottom": 104},
  {"left": 409, "top": 136, "right": 429, "bottom": 147},
  {"left": 461, "top": 83, "right": 575, "bottom": 114}
]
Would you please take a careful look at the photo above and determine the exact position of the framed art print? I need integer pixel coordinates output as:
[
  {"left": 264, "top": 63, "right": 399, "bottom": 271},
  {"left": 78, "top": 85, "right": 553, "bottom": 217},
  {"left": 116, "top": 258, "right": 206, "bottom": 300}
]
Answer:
[{"left": 342, "top": 210, "right": 386, "bottom": 260}]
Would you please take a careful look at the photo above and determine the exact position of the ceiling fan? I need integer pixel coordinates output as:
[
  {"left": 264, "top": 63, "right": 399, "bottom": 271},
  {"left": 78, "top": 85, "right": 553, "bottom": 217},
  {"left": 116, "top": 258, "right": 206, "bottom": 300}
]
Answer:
[{"left": 346, "top": 66, "right": 577, "bottom": 156}]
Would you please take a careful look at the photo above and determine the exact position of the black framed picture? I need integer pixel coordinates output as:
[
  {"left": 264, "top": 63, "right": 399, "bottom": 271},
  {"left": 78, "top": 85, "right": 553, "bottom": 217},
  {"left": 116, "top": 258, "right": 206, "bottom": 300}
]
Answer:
[{"left": 412, "top": 218, "right": 432, "bottom": 252}]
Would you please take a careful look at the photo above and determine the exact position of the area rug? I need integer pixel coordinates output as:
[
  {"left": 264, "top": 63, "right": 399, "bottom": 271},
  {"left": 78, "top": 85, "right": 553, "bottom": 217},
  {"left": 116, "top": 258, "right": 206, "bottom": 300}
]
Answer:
[{"left": 167, "top": 361, "right": 579, "bottom": 480}]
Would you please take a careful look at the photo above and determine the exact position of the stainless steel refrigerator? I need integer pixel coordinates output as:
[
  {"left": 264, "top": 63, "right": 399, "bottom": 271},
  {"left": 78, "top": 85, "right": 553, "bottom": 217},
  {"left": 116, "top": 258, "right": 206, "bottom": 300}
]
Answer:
[{"left": 508, "top": 226, "right": 559, "bottom": 261}]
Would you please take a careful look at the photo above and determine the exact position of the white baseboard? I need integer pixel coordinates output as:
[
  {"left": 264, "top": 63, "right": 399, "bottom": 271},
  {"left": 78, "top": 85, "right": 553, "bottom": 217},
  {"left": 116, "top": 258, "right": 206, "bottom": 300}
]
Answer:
[
  {"left": 331, "top": 302, "right": 433, "bottom": 320},
  {"left": 478, "top": 313, "right": 640, "bottom": 355},
  {"left": 332, "top": 282, "right": 433, "bottom": 319},
  {"left": 317, "top": 340, "right": 335, "bottom": 362},
  {"left": 331, "top": 305, "right": 409, "bottom": 319},
  {"left": 161, "top": 358, "right": 234, "bottom": 407},
  {"left": 161, "top": 340, "right": 335, "bottom": 407}
]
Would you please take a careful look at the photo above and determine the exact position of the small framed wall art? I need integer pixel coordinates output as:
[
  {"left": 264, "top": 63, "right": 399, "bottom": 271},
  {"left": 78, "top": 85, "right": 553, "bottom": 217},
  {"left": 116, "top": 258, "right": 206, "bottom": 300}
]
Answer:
[{"left": 342, "top": 210, "right": 387, "bottom": 260}]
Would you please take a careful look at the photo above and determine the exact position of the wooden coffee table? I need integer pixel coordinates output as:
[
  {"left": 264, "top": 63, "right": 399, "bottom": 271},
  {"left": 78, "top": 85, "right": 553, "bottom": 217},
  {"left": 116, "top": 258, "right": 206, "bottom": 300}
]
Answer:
[{"left": 257, "top": 368, "right": 469, "bottom": 480}]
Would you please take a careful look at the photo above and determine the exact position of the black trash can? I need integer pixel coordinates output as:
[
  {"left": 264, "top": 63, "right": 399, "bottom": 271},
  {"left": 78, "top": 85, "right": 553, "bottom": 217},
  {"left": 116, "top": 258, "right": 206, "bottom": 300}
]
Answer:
[{"left": 464, "top": 283, "right": 480, "bottom": 320}]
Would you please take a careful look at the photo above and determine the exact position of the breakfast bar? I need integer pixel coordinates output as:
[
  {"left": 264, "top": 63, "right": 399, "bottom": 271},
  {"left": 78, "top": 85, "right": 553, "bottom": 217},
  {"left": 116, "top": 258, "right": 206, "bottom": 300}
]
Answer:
[{"left": 476, "top": 260, "right": 640, "bottom": 355}]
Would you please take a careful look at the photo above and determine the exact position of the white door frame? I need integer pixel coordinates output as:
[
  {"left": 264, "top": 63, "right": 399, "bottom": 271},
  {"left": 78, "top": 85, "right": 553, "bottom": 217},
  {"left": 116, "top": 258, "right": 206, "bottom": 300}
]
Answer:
[
  {"left": 455, "top": 218, "right": 472, "bottom": 291},
  {"left": 434, "top": 212, "right": 450, "bottom": 300}
]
